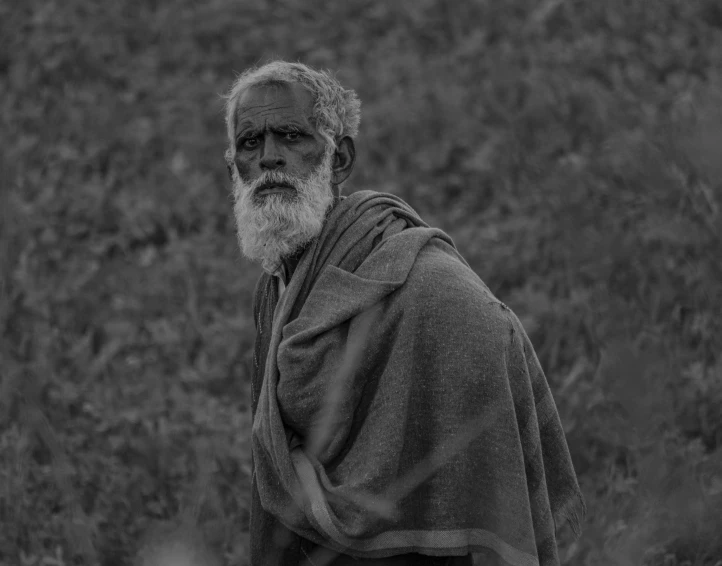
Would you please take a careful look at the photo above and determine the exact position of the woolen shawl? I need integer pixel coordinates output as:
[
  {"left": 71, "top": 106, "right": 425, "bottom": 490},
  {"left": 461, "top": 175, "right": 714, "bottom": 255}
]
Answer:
[{"left": 250, "top": 190, "right": 585, "bottom": 565}]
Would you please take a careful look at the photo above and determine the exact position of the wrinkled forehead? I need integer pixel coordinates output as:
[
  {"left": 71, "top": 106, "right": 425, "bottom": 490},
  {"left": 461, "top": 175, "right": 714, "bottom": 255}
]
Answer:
[{"left": 233, "top": 81, "right": 316, "bottom": 134}]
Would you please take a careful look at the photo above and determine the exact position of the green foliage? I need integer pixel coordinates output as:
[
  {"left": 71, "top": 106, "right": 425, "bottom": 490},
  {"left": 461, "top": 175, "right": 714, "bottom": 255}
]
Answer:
[{"left": 1, "top": 0, "right": 721, "bottom": 564}]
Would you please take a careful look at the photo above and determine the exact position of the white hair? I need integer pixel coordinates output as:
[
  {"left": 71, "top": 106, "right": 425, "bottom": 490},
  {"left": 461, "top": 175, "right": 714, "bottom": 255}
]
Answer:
[
  {"left": 232, "top": 144, "right": 335, "bottom": 274},
  {"left": 223, "top": 60, "right": 361, "bottom": 161}
]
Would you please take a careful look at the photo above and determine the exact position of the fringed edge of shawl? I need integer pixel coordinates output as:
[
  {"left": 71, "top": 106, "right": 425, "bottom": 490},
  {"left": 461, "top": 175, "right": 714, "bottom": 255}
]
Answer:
[{"left": 552, "top": 487, "right": 587, "bottom": 539}]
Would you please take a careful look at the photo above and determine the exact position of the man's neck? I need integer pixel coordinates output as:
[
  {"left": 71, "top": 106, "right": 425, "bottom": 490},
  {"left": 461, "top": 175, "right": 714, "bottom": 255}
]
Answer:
[
  {"left": 279, "top": 251, "right": 302, "bottom": 285},
  {"left": 278, "top": 192, "right": 342, "bottom": 285}
]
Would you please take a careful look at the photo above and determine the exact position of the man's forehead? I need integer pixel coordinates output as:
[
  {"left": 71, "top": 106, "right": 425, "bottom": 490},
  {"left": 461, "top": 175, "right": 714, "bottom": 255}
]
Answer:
[{"left": 234, "top": 82, "right": 315, "bottom": 128}]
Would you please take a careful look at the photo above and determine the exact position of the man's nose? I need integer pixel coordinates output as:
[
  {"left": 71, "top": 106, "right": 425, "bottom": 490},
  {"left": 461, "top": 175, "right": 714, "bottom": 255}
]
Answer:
[{"left": 259, "top": 138, "right": 286, "bottom": 170}]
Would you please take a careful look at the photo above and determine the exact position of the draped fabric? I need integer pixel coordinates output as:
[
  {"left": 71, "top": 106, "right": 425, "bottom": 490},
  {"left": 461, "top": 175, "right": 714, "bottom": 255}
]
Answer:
[{"left": 249, "top": 191, "right": 585, "bottom": 565}]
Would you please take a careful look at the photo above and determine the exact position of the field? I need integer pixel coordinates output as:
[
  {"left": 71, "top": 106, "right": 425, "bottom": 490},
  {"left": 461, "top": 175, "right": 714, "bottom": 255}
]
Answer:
[{"left": 2, "top": 0, "right": 722, "bottom": 564}]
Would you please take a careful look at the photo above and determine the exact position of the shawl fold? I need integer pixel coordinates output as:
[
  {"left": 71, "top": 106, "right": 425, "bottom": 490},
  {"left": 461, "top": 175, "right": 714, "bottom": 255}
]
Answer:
[{"left": 251, "top": 190, "right": 585, "bottom": 565}]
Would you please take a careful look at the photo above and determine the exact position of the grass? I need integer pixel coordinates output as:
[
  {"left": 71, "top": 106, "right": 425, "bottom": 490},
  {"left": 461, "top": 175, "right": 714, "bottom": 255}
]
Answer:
[{"left": 1, "top": 0, "right": 722, "bottom": 564}]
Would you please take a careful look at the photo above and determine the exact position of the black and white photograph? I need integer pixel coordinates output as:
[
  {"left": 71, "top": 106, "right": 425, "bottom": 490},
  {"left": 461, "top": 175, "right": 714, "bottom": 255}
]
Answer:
[{"left": 1, "top": 1, "right": 721, "bottom": 565}]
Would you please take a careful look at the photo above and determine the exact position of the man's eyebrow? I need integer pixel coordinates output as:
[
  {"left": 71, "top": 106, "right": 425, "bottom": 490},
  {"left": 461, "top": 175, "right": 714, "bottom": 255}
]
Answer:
[
  {"left": 274, "top": 123, "right": 313, "bottom": 133},
  {"left": 236, "top": 120, "right": 313, "bottom": 137},
  {"left": 235, "top": 124, "right": 262, "bottom": 138}
]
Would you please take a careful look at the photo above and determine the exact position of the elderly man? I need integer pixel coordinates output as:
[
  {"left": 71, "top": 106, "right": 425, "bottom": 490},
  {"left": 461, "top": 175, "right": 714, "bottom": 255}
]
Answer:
[{"left": 224, "top": 61, "right": 585, "bottom": 566}]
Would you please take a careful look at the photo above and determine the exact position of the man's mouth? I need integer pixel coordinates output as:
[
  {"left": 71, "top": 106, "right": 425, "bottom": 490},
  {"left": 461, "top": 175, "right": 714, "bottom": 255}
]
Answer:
[{"left": 255, "top": 182, "right": 295, "bottom": 196}]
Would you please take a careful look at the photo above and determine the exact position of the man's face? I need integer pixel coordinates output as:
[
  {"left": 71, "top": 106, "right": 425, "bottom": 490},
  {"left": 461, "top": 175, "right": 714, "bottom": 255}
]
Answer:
[
  {"left": 232, "top": 82, "right": 328, "bottom": 192},
  {"left": 229, "top": 82, "right": 336, "bottom": 273}
]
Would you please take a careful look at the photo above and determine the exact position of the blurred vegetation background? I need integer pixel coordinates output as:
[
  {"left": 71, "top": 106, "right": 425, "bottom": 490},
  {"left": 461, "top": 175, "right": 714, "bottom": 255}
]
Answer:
[{"left": 1, "top": 0, "right": 722, "bottom": 565}]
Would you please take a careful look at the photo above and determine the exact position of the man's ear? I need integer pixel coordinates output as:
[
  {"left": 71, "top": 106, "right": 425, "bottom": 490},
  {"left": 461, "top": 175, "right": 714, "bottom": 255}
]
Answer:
[{"left": 331, "top": 136, "right": 356, "bottom": 186}]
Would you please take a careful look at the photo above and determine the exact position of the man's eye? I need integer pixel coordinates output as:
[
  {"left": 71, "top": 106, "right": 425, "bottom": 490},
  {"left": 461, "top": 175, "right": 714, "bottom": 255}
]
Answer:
[
  {"left": 284, "top": 132, "right": 300, "bottom": 141},
  {"left": 242, "top": 137, "right": 259, "bottom": 149}
]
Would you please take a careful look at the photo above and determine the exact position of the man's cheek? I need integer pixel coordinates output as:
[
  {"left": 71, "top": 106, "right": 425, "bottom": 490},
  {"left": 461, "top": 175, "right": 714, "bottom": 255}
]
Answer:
[
  {"left": 302, "top": 147, "right": 326, "bottom": 170},
  {"left": 234, "top": 155, "right": 253, "bottom": 183}
]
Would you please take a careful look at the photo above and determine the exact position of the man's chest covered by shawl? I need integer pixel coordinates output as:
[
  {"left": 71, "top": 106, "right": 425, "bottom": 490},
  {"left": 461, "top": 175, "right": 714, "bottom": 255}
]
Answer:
[
  {"left": 250, "top": 211, "right": 406, "bottom": 420},
  {"left": 247, "top": 203, "right": 413, "bottom": 564}
]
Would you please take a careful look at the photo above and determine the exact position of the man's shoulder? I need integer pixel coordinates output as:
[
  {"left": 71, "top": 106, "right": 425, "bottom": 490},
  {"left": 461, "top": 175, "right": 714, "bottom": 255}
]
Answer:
[
  {"left": 410, "top": 237, "right": 494, "bottom": 293},
  {"left": 403, "top": 236, "right": 510, "bottom": 323}
]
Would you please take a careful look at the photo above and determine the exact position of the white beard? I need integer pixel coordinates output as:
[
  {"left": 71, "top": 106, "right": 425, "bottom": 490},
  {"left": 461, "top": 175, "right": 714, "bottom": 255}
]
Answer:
[{"left": 232, "top": 149, "right": 335, "bottom": 274}]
